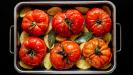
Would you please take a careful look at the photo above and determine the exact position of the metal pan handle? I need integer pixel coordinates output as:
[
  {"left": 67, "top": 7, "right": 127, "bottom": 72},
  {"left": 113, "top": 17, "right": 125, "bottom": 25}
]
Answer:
[
  {"left": 116, "top": 23, "right": 122, "bottom": 53},
  {"left": 9, "top": 25, "right": 14, "bottom": 54}
]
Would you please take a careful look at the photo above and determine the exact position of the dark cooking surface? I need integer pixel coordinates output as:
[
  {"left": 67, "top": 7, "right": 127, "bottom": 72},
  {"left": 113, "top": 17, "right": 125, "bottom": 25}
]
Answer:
[{"left": 1, "top": 0, "right": 131, "bottom": 75}]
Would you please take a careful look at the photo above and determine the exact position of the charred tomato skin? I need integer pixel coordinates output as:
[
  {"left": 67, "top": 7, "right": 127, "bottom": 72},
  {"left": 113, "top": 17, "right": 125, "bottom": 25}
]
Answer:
[
  {"left": 86, "top": 8, "right": 112, "bottom": 36},
  {"left": 22, "top": 9, "right": 49, "bottom": 36},
  {"left": 19, "top": 37, "right": 47, "bottom": 67},
  {"left": 52, "top": 10, "right": 84, "bottom": 37},
  {"left": 50, "top": 41, "right": 81, "bottom": 70}
]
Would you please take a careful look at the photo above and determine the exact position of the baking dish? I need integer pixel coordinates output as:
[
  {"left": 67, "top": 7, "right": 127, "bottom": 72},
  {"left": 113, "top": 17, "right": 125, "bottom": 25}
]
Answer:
[{"left": 9, "top": 1, "right": 122, "bottom": 74}]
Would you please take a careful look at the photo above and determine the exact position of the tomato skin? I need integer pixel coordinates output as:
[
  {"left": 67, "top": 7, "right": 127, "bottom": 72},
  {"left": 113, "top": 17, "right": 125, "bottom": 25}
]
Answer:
[
  {"left": 22, "top": 9, "right": 49, "bottom": 36},
  {"left": 19, "top": 37, "right": 47, "bottom": 67},
  {"left": 62, "top": 41, "right": 81, "bottom": 62},
  {"left": 86, "top": 8, "right": 112, "bottom": 36},
  {"left": 82, "top": 38, "right": 112, "bottom": 69},
  {"left": 52, "top": 10, "right": 84, "bottom": 37},
  {"left": 50, "top": 41, "right": 81, "bottom": 70}
]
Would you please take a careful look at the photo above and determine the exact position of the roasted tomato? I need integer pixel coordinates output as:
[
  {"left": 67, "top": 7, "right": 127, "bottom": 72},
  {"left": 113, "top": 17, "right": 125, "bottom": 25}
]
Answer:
[
  {"left": 86, "top": 8, "right": 112, "bottom": 36},
  {"left": 82, "top": 38, "right": 112, "bottom": 69},
  {"left": 19, "top": 37, "right": 47, "bottom": 67},
  {"left": 22, "top": 9, "right": 49, "bottom": 36},
  {"left": 50, "top": 41, "right": 81, "bottom": 70},
  {"left": 52, "top": 10, "right": 84, "bottom": 37}
]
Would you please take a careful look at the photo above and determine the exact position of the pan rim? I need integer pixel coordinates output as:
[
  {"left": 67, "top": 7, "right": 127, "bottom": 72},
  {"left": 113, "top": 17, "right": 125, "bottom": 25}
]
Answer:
[{"left": 14, "top": 1, "right": 116, "bottom": 74}]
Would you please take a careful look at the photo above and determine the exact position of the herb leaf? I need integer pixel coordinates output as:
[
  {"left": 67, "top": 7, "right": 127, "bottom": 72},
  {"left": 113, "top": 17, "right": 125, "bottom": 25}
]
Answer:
[
  {"left": 48, "top": 31, "right": 56, "bottom": 48},
  {"left": 75, "top": 31, "right": 92, "bottom": 44}
]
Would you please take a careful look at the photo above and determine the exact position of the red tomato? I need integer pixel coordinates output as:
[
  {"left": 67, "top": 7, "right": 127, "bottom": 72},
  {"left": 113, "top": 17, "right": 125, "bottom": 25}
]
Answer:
[
  {"left": 86, "top": 8, "right": 112, "bottom": 36},
  {"left": 52, "top": 10, "right": 84, "bottom": 37},
  {"left": 50, "top": 41, "right": 81, "bottom": 70},
  {"left": 82, "top": 38, "right": 112, "bottom": 68},
  {"left": 22, "top": 9, "right": 49, "bottom": 36},
  {"left": 19, "top": 37, "right": 47, "bottom": 67}
]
